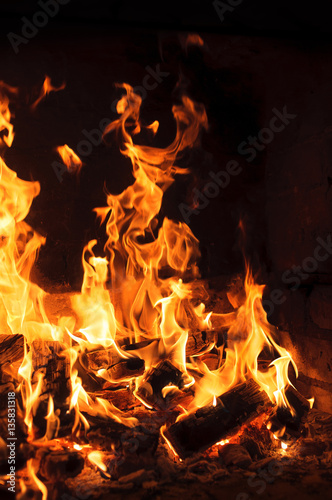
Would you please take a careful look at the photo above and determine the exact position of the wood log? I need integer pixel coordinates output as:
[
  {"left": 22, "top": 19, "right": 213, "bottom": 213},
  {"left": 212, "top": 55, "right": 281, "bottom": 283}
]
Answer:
[
  {"left": 36, "top": 447, "right": 84, "bottom": 481},
  {"left": 86, "top": 415, "right": 159, "bottom": 462},
  {"left": 79, "top": 345, "right": 145, "bottom": 388},
  {"left": 123, "top": 332, "right": 217, "bottom": 357},
  {"left": 163, "top": 379, "right": 272, "bottom": 459},
  {"left": 83, "top": 329, "right": 217, "bottom": 375},
  {"left": 31, "top": 340, "right": 70, "bottom": 405},
  {"left": 135, "top": 360, "right": 184, "bottom": 409},
  {"left": 186, "top": 330, "right": 216, "bottom": 356},
  {"left": 0, "top": 334, "right": 24, "bottom": 366},
  {"left": 108, "top": 358, "right": 145, "bottom": 381},
  {"left": 268, "top": 385, "right": 311, "bottom": 439},
  {"left": 81, "top": 347, "right": 117, "bottom": 371},
  {"left": 218, "top": 443, "right": 252, "bottom": 468}
]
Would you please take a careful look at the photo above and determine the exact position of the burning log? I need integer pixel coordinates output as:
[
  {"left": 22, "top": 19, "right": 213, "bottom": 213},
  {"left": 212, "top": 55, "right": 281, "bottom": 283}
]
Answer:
[
  {"left": 186, "top": 330, "right": 216, "bottom": 357},
  {"left": 109, "top": 358, "right": 145, "bottom": 381},
  {"left": 79, "top": 345, "right": 145, "bottom": 387},
  {"left": 82, "top": 329, "right": 216, "bottom": 375},
  {"left": 268, "top": 385, "right": 311, "bottom": 439},
  {"left": 81, "top": 347, "right": 116, "bottom": 371},
  {"left": 0, "top": 333, "right": 24, "bottom": 366},
  {"left": 135, "top": 360, "right": 184, "bottom": 409},
  {"left": 31, "top": 340, "right": 70, "bottom": 403},
  {"left": 163, "top": 379, "right": 272, "bottom": 459},
  {"left": 218, "top": 443, "right": 252, "bottom": 468},
  {"left": 36, "top": 448, "right": 85, "bottom": 482}
]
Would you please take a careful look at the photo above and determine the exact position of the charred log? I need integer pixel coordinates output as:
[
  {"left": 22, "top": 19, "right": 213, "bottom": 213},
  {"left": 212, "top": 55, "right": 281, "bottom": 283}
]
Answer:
[
  {"left": 36, "top": 448, "right": 84, "bottom": 481},
  {"left": 108, "top": 358, "right": 145, "bottom": 381},
  {"left": 0, "top": 334, "right": 24, "bottom": 367},
  {"left": 135, "top": 360, "right": 184, "bottom": 409},
  {"left": 186, "top": 330, "right": 216, "bottom": 356},
  {"left": 164, "top": 379, "right": 272, "bottom": 459},
  {"left": 32, "top": 340, "right": 70, "bottom": 404},
  {"left": 268, "top": 385, "right": 311, "bottom": 440}
]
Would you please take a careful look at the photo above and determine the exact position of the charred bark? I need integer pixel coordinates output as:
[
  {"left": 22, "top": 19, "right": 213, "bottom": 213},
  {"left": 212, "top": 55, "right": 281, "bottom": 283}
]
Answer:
[{"left": 164, "top": 379, "right": 272, "bottom": 459}]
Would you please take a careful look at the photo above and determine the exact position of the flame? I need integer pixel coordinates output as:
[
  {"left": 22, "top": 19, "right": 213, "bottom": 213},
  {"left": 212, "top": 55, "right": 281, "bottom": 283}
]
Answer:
[
  {"left": 56, "top": 144, "right": 82, "bottom": 175},
  {"left": 43, "top": 395, "right": 60, "bottom": 441},
  {"left": 188, "top": 267, "right": 298, "bottom": 414},
  {"left": 88, "top": 450, "right": 110, "bottom": 476},
  {"left": 0, "top": 82, "right": 17, "bottom": 147},
  {"left": 31, "top": 76, "right": 65, "bottom": 110},
  {"left": 26, "top": 459, "right": 48, "bottom": 500},
  {"left": 0, "top": 78, "right": 307, "bottom": 494},
  {"left": 160, "top": 424, "right": 181, "bottom": 460},
  {"left": 180, "top": 33, "right": 204, "bottom": 52}
]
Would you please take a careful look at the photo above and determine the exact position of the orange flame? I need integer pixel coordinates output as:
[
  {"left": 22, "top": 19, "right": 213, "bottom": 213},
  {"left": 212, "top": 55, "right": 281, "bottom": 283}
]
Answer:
[
  {"left": 0, "top": 78, "right": 307, "bottom": 495},
  {"left": 26, "top": 459, "right": 48, "bottom": 500},
  {"left": 31, "top": 76, "right": 65, "bottom": 110},
  {"left": 0, "top": 82, "right": 17, "bottom": 147},
  {"left": 56, "top": 144, "right": 82, "bottom": 175}
]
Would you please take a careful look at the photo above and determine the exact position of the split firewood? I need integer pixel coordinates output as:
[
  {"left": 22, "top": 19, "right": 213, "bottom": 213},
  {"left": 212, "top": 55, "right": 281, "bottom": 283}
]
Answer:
[
  {"left": 31, "top": 340, "right": 70, "bottom": 404},
  {"left": 0, "top": 333, "right": 24, "bottom": 366},
  {"left": 86, "top": 416, "right": 159, "bottom": 462},
  {"left": 163, "top": 379, "right": 272, "bottom": 459},
  {"left": 135, "top": 360, "right": 184, "bottom": 409},
  {"left": 108, "top": 358, "right": 145, "bottom": 381},
  {"left": 186, "top": 330, "right": 216, "bottom": 356},
  {"left": 79, "top": 345, "right": 145, "bottom": 388},
  {"left": 81, "top": 347, "right": 117, "bottom": 371},
  {"left": 268, "top": 385, "right": 311, "bottom": 439},
  {"left": 82, "top": 329, "right": 217, "bottom": 376},
  {"left": 123, "top": 331, "right": 216, "bottom": 357}
]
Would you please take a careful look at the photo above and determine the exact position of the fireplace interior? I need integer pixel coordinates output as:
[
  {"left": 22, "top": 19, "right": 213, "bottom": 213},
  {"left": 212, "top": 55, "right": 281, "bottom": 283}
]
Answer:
[{"left": 0, "top": 2, "right": 332, "bottom": 499}]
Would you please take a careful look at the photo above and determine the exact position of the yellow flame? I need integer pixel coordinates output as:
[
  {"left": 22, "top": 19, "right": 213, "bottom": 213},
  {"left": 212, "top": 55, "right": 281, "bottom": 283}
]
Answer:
[
  {"left": 31, "top": 75, "right": 65, "bottom": 110},
  {"left": 56, "top": 144, "right": 82, "bottom": 175},
  {"left": 26, "top": 459, "right": 48, "bottom": 500},
  {"left": 88, "top": 450, "right": 110, "bottom": 476}
]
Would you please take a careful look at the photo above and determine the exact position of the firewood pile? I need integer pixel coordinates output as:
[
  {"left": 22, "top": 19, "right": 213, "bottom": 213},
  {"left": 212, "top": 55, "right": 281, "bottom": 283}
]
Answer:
[{"left": 1, "top": 319, "right": 332, "bottom": 500}]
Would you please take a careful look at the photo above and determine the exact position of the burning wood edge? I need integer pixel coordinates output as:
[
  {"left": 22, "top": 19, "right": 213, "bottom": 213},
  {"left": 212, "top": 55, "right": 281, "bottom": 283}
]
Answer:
[
  {"left": 268, "top": 385, "right": 311, "bottom": 440},
  {"left": 163, "top": 379, "right": 272, "bottom": 460},
  {"left": 0, "top": 335, "right": 70, "bottom": 398},
  {"left": 79, "top": 330, "right": 216, "bottom": 390},
  {"left": 84, "top": 330, "right": 217, "bottom": 367},
  {"left": 0, "top": 334, "right": 24, "bottom": 366},
  {"left": 135, "top": 360, "right": 184, "bottom": 409}
]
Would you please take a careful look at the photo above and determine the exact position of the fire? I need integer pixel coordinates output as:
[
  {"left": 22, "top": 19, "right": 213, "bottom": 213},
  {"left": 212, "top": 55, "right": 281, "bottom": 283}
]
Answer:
[
  {"left": 56, "top": 144, "right": 82, "bottom": 175},
  {"left": 31, "top": 75, "right": 65, "bottom": 110},
  {"left": 88, "top": 450, "right": 110, "bottom": 476},
  {"left": 189, "top": 266, "right": 298, "bottom": 413},
  {"left": 25, "top": 459, "right": 48, "bottom": 500},
  {"left": 0, "top": 78, "right": 309, "bottom": 494},
  {"left": 0, "top": 81, "right": 17, "bottom": 147}
]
